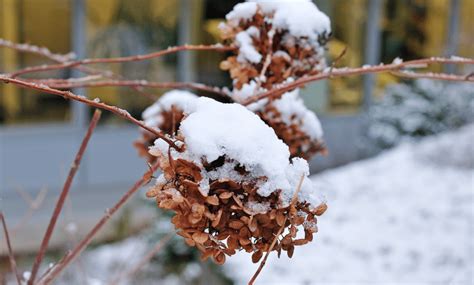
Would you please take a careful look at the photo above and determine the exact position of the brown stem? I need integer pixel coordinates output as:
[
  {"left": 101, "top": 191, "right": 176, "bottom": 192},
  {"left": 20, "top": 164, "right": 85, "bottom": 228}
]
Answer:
[
  {"left": 0, "top": 212, "right": 22, "bottom": 285},
  {"left": 248, "top": 175, "right": 305, "bottom": 285},
  {"left": 27, "top": 79, "right": 230, "bottom": 99},
  {"left": 0, "top": 37, "right": 190, "bottom": 101},
  {"left": 390, "top": 70, "right": 474, "bottom": 81},
  {"left": 242, "top": 57, "right": 474, "bottom": 105},
  {"left": 28, "top": 110, "right": 102, "bottom": 285},
  {"left": 107, "top": 233, "right": 174, "bottom": 285},
  {"left": 0, "top": 38, "right": 75, "bottom": 62},
  {"left": 0, "top": 75, "right": 181, "bottom": 150},
  {"left": 10, "top": 44, "right": 235, "bottom": 78},
  {"left": 36, "top": 162, "right": 161, "bottom": 285}
]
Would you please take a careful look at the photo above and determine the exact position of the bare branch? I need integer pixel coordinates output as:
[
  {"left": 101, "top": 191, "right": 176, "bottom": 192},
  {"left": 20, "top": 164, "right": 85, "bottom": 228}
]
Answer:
[
  {"left": 0, "top": 38, "right": 75, "bottom": 62},
  {"left": 0, "top": 75, "right": 181, "bottom": 150},
  {"left": 242, "top": 56, "right": 474, "bottom": 105},
  {"left": 36, "top": 162, "right": 161, "bottom": 285},
  {"left": 26, "top": 79, "right": 230, "bottom": 99},
  {"left": 0, "top": 212, "right": 22, "bottom": 285},
  {"left": 28, "top": 110, "right": 102, "bottom": 285},
  {"left": 390, "top": 70, "right": 474, "bottom": 82},
  {"left": 108, "top": 233, "right": 174, "bottom": 285},
  {"left": 0, "top": 38, "right": 178, "bottom": 101},
  {"left": 9, "top": 44, "right": 236, "bottom": 78}
]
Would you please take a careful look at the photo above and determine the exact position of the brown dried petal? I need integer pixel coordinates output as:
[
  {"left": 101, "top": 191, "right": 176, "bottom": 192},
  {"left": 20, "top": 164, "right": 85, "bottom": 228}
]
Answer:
[
  {"left": 206, "top": 195, "right": 219, "bottom": 206},
  {"left": 213, "top": 251, "right": 226, "bottom": 265},
  {"left": 192, "top": 232, "right": 209, "bottom": 244},
  {"left": 229, "top": 220, "right": 245, "bottom": 230},
  {"left": 315, "top": 203, "right": 328, "bottom": 216},
  {"left": 252, "top": 250, "right": 263, "bottom": 263}
]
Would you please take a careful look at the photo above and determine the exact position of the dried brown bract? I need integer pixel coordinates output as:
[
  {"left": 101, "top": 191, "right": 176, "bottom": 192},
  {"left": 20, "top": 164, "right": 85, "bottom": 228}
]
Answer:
[
  {"left": 220, "top": 3, "right": 331, "bottom": 89},
  {"left": 147, "top": 146, "right": 327, "bottom": 264},
  {"left": 145, "top": 97, "right": 327, "bottom": 264},
  {"left": 134, "top": 90, "right": 198, "bottom": 163},
  {"left": 258, "top": 101, "right": 327, "bottom": 159}
]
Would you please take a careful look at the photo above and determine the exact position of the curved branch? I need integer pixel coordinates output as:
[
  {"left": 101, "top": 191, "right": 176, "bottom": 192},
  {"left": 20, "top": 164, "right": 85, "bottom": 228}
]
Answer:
[
  {"left": 28, "top": 110, "right": 102, "bottom": 285},
  {"left": 10, "top": 44, "right": 236, "bottom": 78},
  {"left": 0, "top": 75, "right": 181, "bottom": 150},
  {"left": 0, "top": 38, "right": 75, "bottom": 62},
  {"left": 242, "top": 56, "right": 474, "bottom": 105},
  {"left": 36, "top": 162, "right": 161, "bottom": 285},
  {"left": 26, "top": 79, "right": 230, "bottom": 98}
]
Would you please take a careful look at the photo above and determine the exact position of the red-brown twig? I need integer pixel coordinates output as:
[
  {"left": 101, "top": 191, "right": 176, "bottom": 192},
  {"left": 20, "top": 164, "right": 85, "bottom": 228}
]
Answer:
[
  {"left": 9, "top": 44, "right": 236, "bottom": 78},
  {"left": 242, "top": 56, "right": 474, "bottom": 105},
  {"left": 28, "top": 110, "right": 102, "bottom": 285},
  {"left": 390, "top": 70, "right": 474, "bottom": 81},
  {"left": 0, "top": 75, "right": 180, "bottom": 150},
  {"left": 248, "top": 175, "right": 305, "bottom": 285},
  {"left": 36, "top": 162, "right": 160, "bottom": 285},
  {"left": 108, "top": 233, "right": 174, "bottom": 285},
  {"left": 0, "top": 38, "right": 166, "bottom": 101},
  {"left": 26, "top": 79, "right": 230, "bottom": 98},
  {"left": 0, "top": 38, "right": 75, "bottom": 62},
  {"left": 0, "top": 212, "right": 22, "bottom": 285}
]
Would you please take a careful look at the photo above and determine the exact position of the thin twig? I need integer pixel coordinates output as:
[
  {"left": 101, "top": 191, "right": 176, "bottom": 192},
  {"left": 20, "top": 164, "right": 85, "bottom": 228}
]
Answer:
[
  {"left": 328, "top": 46, "right": 348, "bottom": 74},
  {"left": 248, "top": 175, "right": 305, "bottom": 285},
  {"left": 28, "top": 110, "right": 102, "bottom": 285},
  {"left": 37, "top": 162, "right": 161, "bottom": 285},
  {"left": 0, "top": 38, "right": 167, "bottom": 100},
  {"left": 9, "top": 44, "right": 236, "bottom": 78},
  {"left": 0, "top": 212, "right": 22, "bottom": 285},
  {"left": 0, "top": 75, "right": 181, "bottom": 150},
  {"left": 255, "top": 28, "right": 275, "bottom": 91},
  {"left": 0, "top": 38, "right": 75, "bottom": 62},
  {"left": 108, "top": 233, "right": 174, "bottom": 285},
  {"left": 242, "top": 56, "right": 474, "bottom": 105},
  {"left": 390, "top": 70, "right": 474, "bottom": 81},
  {"left": 26, "top": 79, "right": 230, "bottom": 98}
]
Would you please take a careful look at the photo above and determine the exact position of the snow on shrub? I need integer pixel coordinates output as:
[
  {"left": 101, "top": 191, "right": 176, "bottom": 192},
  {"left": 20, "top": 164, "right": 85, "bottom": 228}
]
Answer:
[
  {"left": 220, "top": 0, "right": 331, "bottom": 89},
  {"left": 219, "top": 0, "right": 330, "bottom": 159},
  {"left": 134, "top": 90, "right": 198, "bottom": 162},
  {"left": 145, "top": 97, "right": 327, "bottom": 264},
  {"left": 368, "top": 79, "right": 474, "bottom": 149}
]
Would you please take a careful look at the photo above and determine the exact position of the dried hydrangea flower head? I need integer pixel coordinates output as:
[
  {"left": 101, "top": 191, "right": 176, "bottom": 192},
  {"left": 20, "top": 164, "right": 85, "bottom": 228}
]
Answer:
[
  {"left": 134, "top": 90, "right": 198, "bottom": 162},
  {"left": 219, "top": 0, "right": 330, "bottom": 160},
  {"left": 220, "top": 0, "right": 331, "bottom": 89},
  {"left": 146, "top": 97, "right": 327, "bottom": 264},
  {"left": 235, "top": 84, "right": 327, "bottom": 159}
]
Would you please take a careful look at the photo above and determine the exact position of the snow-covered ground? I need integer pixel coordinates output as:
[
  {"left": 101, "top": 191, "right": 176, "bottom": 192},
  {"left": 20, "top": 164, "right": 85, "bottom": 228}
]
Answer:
[
  {"left": 25, "top": 125, "right": 472, "bottom": 285},
  {"left": 227, "top": 125, "right": 474, "bottom": 285}
]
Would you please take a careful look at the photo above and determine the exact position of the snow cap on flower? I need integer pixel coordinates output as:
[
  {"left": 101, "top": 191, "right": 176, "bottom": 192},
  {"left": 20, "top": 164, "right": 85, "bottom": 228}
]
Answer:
[
  {"left": 220, "top": 0, "right": 331, "bottom": 89},
  {"left": 134, "top": 90, "right": 198, "bottom": 162},
  {"left": 147, "top": 97, "right": 327, "bottom": 264}
]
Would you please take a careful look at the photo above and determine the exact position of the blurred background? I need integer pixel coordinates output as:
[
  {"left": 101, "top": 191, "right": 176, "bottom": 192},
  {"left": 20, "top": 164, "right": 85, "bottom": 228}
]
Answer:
[{"left": 0, "top": 0, "right": 473, "bottom": 284}]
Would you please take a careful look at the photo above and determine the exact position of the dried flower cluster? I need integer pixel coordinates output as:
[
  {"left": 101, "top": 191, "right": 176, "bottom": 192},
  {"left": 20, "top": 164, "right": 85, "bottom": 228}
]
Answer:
[
  {"left": 219, "top": 0, "right": 330, "bottom": 160},
  {"left": 138, "top": 0, "right": 332, "bottom": 266},
  {"left": 146, "top": 98, "right": 327, "bottom": 264},
  {"left": 134, "top": 90, "right": 198, "bottom": 162},
  {"left": 219, "top": 1, "right": 331, "bottom": 89},
  {"left": 252, "top": 87, "right": 327, "bottom": 159}
]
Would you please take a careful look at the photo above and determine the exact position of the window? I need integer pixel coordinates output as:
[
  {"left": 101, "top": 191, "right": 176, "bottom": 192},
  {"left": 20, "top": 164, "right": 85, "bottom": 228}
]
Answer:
[{"left": 0, "top": 0, "right": 72, "bottom": 125}]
